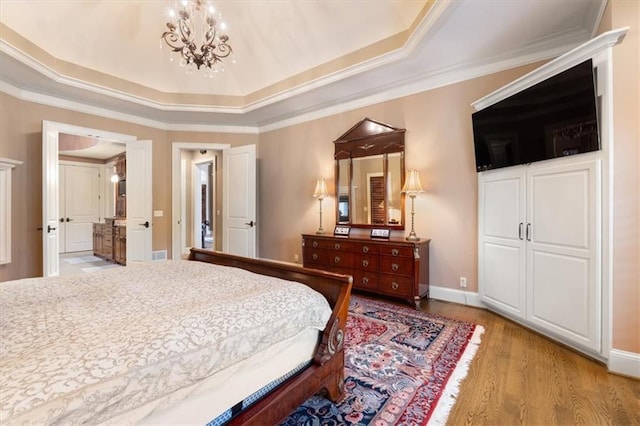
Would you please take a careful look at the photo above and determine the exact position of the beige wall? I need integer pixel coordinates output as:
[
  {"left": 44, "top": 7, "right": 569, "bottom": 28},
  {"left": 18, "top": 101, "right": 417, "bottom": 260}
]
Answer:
[
  {"left": 257, "top": 63, "right": 540, "bottom": 288},
  {"left": 601, "top": 0, "right": 640, "bottom": 354}
]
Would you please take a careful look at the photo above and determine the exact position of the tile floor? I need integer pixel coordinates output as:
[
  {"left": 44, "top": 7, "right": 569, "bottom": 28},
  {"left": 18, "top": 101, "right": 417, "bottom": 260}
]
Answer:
[{"left": 59, "top": 251, "right": 124, "bottom": 276}]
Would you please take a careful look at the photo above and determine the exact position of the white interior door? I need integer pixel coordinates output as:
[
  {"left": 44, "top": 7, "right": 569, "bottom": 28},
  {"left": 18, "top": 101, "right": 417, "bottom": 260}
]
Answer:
[
  {"left": 42, "top": 121, "right": 60, "bottom": 276},
  {"left": 126, "top": 140, "right": 153, "bottom": 263},
  {"left": 478, "top": 168, "right": 527, "bottom": 318},
  {"left": 526, "top": 159, "right": 601, "bottom": 351},
  {"left": 222, "top": 145, "right": 256, "bottom": 257},
  {"left": 63, "top": 164, "right": 100, "bottom": 252},
  {"left": 58, "top": 165, "right": 66, "bottom": 254}
]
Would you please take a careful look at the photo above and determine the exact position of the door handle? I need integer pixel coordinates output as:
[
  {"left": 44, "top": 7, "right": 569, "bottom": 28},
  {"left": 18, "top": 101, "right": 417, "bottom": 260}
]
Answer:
[
  {"left": 245, "top": 220, "right": 255, "bottom": 227},
  {"left": 66, "top": 218, "right": 72, "bottom": 222},
  {"left": 518, "top": 222, "right": 523, "bottom": 240},
  {"left": 60, "top": 218, "right": 64, "bottom": 223},
  {"left": 526, "top": 223, "right": 531, "bottom": 241},
  {"left": 47, "top": 225, "right": 57, "bottom": 233},
  {"left": 139, "top": 221, "right": 150, "bottom": 228}
]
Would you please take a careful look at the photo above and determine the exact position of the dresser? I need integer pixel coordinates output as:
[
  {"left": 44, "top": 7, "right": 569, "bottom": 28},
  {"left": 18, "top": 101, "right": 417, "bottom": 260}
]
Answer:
[
  {"left": 302, "top": 234, "right": 430, "bottom": 309},
  {"left": 93, "top": 219, "right": 126, "bottom": 265}
]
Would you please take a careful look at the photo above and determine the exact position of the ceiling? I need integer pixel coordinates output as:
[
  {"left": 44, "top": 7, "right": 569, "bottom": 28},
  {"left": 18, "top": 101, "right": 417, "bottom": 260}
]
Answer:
[{"left": 0, "top": 0, "right": 606, "bottom": 130}]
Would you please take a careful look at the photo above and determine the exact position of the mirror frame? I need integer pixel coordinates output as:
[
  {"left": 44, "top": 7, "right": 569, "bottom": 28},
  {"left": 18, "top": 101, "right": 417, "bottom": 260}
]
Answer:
[{"left": 333, "top": 118, "right": 406, "bottom": 229}]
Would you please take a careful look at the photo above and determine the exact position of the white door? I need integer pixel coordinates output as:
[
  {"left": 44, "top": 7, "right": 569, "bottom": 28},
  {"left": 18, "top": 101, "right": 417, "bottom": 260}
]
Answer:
[
  {"left": 62, "top": 164, "right": 100, "bottom": 252},
  {"left": 526, "top": 159, "right": 601, "bottom": 351},
  {"left": 222, "top": 145, "right": 257, "bottom": 257},
  {"left": 42, "top": 122, "right": 60, "bottom": 276},
  {"left": 126, "top": 140, "right": 153, "bottom": 262},
  {"left": 58, "top": 165, "right": 66, "bottom": 254},
  {"left": 478, "top": 168, "right": 527, "bottom": 318}
]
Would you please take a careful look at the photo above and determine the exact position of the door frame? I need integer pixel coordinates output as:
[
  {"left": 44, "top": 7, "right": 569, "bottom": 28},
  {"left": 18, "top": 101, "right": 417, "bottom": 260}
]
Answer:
[
  {"left": 171, "top": 142, "right": 229, "bottom": 259},
  {"left": 42, "top": 121, "right": 136, "bottom": 277}
]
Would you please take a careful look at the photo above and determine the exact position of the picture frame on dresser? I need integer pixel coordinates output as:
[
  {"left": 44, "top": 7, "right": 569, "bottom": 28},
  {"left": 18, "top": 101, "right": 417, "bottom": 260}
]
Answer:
[
  {"left": 333, "top": 226, "right": 350, "bottom": 237},
  {"left": 370, "top": 228, "right": 390, "bottom": 239}
]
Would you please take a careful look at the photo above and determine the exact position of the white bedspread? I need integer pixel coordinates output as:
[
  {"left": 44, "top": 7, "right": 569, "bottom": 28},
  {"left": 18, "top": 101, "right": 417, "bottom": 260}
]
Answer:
[{"left": 0, "top": 260, "right": 332, "bottom": 425}]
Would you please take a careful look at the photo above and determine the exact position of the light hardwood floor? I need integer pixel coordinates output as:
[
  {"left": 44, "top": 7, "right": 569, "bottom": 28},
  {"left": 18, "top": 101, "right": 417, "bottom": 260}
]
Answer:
[{"left": 416, "top": 298, "right": 640, "bottom": 425}]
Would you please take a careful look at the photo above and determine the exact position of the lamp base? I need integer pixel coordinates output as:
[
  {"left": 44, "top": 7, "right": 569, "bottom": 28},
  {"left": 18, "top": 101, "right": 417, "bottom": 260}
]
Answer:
[
  {"left": 316, "top": 230, "right": 326, "bottom": 235},
  {"left": 405, "top": 235, "right": 421, "bottom": 242}
]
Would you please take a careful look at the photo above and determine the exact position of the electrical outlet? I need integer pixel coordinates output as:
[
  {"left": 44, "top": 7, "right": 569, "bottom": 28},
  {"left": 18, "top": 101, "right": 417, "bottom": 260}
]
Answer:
[
  {"left": 294, "top": 254, "right": 299, "bottom": 264},
  {"left": 459, "top": 277, "right": 467, "bottom": 288}
]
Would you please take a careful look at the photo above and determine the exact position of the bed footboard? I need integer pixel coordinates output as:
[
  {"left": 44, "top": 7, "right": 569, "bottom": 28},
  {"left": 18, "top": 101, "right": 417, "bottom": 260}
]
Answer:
[{"left": 188, "top": 249, "right": 353, "bottom": 424}]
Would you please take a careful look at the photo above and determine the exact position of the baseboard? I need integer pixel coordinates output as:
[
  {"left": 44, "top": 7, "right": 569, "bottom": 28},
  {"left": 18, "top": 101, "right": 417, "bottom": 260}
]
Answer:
[
  {"left": 429, "top": 285, "right": 484, "bottom": 308},
  {"left": 608, "top": 349, "right": 640, "bottom": 378}
]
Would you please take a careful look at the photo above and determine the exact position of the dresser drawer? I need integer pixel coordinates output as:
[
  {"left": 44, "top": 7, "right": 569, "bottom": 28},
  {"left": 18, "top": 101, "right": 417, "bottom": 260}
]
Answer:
[
  {"left": 303, "top": 248, "right": 328, "bottom": 264},
  {"left": 353, "top": 254, "right": 379, "bottom": 272},
  {"left": 352, "top": 270, "right": 379, "bottom": 290},
  {"left": 379, "top": 244, "right": 413, "bottom": 258},
  {"left": 379, "top": 256, "right": 414, "bottom": 276},
  {"left": 305, "top": 238, "right": 328, "bottom": 250},
  {"left": 379, "top": 274, "right": 413, "bottom": 297},
  {"left": 304, "top": 261, "right": 327, "bottom": 272},
  {"left": 329, "top": 240, "right": 356, "bottom": 252},
  {"left": 327, "top": 251, "right": 353, "bottom": 268},
  {"left": 355, "top": 242, "right": 379, "bottom": 255}
]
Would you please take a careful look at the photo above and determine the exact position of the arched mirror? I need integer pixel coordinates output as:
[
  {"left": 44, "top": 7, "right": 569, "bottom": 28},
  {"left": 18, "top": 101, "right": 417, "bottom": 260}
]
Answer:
[{"left": 334, "top": 118, "right": 405, "bottom": 229}]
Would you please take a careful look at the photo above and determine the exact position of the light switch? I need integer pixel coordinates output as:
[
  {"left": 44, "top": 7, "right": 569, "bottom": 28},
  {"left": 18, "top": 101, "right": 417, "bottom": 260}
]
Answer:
[{"left": 154, "top": 210, "right": 164, "bottom": 217}]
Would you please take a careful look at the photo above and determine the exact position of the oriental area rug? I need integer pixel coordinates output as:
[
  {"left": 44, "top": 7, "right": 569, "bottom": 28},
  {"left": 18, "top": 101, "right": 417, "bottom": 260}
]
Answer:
[{"left": 282, "top": 295, "right": 484, "bottom": 426}]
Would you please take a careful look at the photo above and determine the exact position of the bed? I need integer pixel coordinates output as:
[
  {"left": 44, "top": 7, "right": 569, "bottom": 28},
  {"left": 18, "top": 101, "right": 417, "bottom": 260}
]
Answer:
[{"left": 0, "top": 248, "right": 353, "bottom": 425}]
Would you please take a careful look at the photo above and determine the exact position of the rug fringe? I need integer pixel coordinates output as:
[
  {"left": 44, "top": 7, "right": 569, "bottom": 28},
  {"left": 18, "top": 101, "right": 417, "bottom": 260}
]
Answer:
[{"left": 427, "top": 325, "right": 485, "bottom": 426}]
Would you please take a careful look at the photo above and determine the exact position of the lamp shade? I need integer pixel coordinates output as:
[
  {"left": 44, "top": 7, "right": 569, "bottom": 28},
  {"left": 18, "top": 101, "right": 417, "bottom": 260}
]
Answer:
[
  {"left": 313, "top": 178, "right": 328, "bottom": 199},
  {"left": 401, "top": 169, "right": 425, "bottom": 195}
]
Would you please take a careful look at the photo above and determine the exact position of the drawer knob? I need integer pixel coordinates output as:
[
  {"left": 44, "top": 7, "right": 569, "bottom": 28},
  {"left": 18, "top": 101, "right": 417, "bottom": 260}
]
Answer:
[
  {"left": 362, "top": 260, "right": 369, "bottom": 267},
  {"left": 312, "top": 241, "right": 319, "bottom": 248},
  {"left": 335, "top": 243, "right": 341, "bottom": 250},
  {"left": 362, "top": 246, "right": 369, "bottom": 253},
  {"left": 391, "top": 249, "right": 399, "bottom": 256},
  {"left": 392, "top": 263, "right": 399, "bottom": 271},
  {"left": 362, "top": 277, "right": 369, "bottom": 285},
  {"left": 392, "top": 282, "right": 399, "bottom": 290},
  {"left": 312, "top": 253, "right": 318, "bottom": 261},
  {"left": 334, "top": 256, "right": 341, "bottom": 263}
]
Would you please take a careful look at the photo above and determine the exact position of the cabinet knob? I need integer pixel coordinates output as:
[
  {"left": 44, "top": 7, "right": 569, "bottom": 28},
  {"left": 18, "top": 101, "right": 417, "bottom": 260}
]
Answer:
[
  {"left": 312, "top": 253, "right": 318, "bottom": 261},
  {"left": 392, "top": 282, "right": 399, "bottom": 290},
  {"left": 362, "top": 246, "right": 369, "bottom": 253},
  {"left": 362, "top": 260, "right": 369, "bottom": 268},
  {"left": 362, "top": 277, "right": 369, "bottom": 285},
  {"left": 312, "top": 241, "right": 319, "bottom": 248},
  {"left": 392, "top": 263, "right": 399, "bottom": 271},
  {"left": 334, "top": 243, "right": 341, "bottom": 250},
  {"left": 334, "top": 256, "right": 341, "bottom": 264},
  {"left": 391, "top": 249, "right": 399, "bottom": 256}
]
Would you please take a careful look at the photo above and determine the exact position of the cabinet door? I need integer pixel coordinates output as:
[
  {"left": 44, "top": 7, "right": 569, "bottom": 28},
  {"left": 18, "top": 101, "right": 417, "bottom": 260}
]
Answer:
[
  {"left": 526, "top": 159, "right": 600, "bottom": 351},
  {"left": 478, "top": 168, "right": 526, "bottom": 318}
]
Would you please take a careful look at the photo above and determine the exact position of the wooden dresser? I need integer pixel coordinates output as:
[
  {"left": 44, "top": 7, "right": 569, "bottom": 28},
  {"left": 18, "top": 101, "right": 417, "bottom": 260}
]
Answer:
[
  {"left": 302, "top": 234, "right": 430, "bottom": 309},
  {"left": 93, "top": 219, "right": 126, "bottom": 265}
]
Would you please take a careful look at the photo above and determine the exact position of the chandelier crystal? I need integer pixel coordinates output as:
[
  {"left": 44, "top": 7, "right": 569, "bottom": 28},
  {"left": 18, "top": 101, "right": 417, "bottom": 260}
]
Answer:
[{"left": 161, "top": 0, "right": 233, "bottom": 75}]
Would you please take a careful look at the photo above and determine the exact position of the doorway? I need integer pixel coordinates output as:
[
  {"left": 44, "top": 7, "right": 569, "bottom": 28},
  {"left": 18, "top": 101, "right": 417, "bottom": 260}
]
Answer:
[
  {"left": 42, "top": 121, "right": 152, "bottom": 277},
  {"left": 172, "top": 143, "right": 229, "bottom": 259},
  {"left": 194, "top": 156, "right": 216, "bottom": 250}
]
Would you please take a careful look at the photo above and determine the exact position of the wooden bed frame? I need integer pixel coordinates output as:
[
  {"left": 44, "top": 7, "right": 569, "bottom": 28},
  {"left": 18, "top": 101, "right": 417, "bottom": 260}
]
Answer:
[{"left": 188, "top": 248, "right": 353, "bottom": 425}]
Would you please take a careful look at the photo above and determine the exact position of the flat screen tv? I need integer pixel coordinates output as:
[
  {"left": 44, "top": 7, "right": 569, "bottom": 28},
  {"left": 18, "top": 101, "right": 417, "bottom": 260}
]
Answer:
[{"left": 472, "top": 59, "right": 600, "bottom": 172}]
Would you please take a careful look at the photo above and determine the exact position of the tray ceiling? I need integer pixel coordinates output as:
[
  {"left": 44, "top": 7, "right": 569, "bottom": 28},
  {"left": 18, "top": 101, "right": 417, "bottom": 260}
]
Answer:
[{"left": 0, "top": 0, "right": 606, "bottom": 128}]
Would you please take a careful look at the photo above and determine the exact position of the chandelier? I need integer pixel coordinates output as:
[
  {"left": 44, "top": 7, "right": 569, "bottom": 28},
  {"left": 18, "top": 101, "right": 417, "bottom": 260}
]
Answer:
[{"left": 161, "top": 0, "right": 233, "bottom": 75}]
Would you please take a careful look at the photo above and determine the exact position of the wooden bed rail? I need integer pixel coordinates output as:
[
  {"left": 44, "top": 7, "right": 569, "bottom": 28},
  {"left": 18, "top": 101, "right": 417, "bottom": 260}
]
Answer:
[{"left": 188, "top": 248, "right": 353, "bottom": 425}]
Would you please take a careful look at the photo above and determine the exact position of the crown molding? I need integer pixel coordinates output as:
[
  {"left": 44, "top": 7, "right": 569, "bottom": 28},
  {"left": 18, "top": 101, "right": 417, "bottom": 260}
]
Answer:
[{"left": 472, "top": 27, "right": 629, "bottom": 111}]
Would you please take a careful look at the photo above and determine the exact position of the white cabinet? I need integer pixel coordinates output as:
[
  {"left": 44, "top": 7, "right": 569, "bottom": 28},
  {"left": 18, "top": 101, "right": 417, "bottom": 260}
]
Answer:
[
  {"left": 479, "top": 157, "right": 601, "bottom": 353},
  {"left": 59, "top": 163, "right": 100, "bottom": 253}
]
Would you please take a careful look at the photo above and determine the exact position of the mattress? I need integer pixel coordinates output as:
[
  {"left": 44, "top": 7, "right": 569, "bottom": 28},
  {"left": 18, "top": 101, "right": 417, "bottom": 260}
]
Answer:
[{"left": 0, "top": 260, "right": 332, "bottom": 425}]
